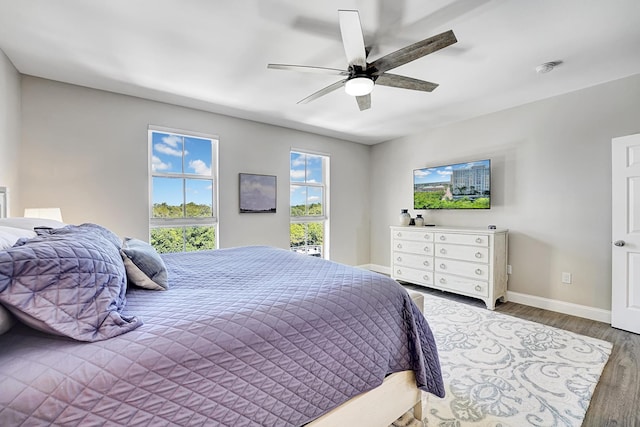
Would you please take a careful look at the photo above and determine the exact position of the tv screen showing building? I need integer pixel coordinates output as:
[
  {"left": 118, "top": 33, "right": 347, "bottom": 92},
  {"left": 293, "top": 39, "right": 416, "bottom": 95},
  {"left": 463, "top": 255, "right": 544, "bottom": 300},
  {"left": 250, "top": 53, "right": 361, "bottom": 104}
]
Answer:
[{"left": 413, "top": 159, "right": 491, "bottom": 209}]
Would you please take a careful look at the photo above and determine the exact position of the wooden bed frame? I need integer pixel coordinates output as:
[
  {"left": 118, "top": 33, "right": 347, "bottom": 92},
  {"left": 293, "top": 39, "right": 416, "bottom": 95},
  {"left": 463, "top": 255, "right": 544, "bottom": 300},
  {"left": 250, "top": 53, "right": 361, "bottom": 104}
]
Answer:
[{"left": 308, "top": 292, "right": 426, "bottom": 426}]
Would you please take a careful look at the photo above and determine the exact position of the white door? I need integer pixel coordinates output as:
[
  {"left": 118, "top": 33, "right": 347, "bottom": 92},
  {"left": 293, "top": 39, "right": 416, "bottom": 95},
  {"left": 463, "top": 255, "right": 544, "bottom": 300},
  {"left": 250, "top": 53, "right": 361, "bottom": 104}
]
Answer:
[{"left": 612, "top": 133, "right": 640, "bottom": 334}]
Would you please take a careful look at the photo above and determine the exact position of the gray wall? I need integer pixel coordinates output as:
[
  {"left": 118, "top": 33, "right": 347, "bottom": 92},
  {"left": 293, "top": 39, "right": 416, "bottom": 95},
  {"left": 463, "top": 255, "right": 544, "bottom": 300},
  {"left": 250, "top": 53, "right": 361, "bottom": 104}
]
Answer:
[
  {"left": 18, "top": 77, "right": 371, "bottom": 266},
  {"left": 0, "top": 49, "right": 21, "bottom": 215},
  {"left": 370, "top": 74, "right": 640, "bottom": 311},
  {"left": 8, "top": 65, "right": 640, "bottom": 311}
]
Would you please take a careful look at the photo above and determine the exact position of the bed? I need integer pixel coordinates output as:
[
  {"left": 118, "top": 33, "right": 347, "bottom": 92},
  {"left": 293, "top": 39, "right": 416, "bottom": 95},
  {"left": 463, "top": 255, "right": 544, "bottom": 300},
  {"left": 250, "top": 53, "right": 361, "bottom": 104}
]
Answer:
[{"left": 0, "top": 221, "right": 444, "bottom": 426}]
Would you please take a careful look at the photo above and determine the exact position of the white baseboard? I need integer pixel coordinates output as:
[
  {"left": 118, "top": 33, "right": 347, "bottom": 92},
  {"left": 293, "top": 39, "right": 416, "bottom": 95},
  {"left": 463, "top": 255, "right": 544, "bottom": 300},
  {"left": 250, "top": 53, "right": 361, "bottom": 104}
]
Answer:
[
  {"left": 357, "top": 265, "right": 611, "bottom": 324},
  {"left": 506, "top": 291, "right": 611, "bottom": 324}
]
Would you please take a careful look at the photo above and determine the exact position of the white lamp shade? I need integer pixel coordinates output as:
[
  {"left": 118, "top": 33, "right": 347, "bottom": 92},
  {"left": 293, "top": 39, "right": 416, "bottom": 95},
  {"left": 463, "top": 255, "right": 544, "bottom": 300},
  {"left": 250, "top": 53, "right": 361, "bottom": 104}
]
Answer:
[
  {"left": 344, "top": 77, "right": 374, "bottom": 96},
  {"left": 24, "top": 207, "right": 63, "bottom": 222}
]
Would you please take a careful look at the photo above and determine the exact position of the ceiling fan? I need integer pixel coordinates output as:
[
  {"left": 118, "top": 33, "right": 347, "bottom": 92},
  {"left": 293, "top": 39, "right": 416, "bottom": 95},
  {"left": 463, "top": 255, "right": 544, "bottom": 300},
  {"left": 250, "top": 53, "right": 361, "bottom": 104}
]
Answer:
[{"left": 267, "top": 9, "right": 457, "bottom": 111}]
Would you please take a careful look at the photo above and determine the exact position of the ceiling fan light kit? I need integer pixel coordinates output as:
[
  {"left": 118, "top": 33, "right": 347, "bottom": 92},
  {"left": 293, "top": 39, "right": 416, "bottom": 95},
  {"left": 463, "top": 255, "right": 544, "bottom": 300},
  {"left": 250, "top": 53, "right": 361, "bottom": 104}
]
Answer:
[
  {"left": 345, "top": 77, "right": 374, "bottom": 96},
  {"left": 267, "top": 9, "right": 457, "bottom": 111}
]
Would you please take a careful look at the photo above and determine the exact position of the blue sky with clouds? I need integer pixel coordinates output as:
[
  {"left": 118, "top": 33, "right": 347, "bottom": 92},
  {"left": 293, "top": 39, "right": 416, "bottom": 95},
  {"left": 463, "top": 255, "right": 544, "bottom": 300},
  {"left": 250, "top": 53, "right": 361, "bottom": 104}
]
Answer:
[
  {"left": 151, "top": 132, "right": 213, "bottom": 208},
  {"left": 414, "top": 160, "right": 490, "bottom": 184},
  {"left": 290, "top": 153, "right": 323, "bottom": 207}
]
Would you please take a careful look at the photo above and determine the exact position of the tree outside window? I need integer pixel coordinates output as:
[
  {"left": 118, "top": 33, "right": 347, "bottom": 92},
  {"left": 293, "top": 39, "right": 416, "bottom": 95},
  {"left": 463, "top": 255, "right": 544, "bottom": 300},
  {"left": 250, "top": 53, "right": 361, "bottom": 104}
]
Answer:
[
  {"left": 149, "top": 128, "right": 218, "bottom": 253},
  {"left": 290, "top": 151, "right": 329, "bottom": 258}
]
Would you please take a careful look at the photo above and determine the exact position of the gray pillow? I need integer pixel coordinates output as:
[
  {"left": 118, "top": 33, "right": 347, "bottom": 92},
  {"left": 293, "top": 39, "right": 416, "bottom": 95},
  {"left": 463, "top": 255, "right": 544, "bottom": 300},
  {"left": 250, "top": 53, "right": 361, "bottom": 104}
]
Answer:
[
  {"left": 121, "top": 238, "right": 168, "bottom": 290},
  {"left": 0, "top": 305, "right": 14, "bottom": 335},
  {"left": 0, "top": 228, "right": 142, "bottom": 341}
]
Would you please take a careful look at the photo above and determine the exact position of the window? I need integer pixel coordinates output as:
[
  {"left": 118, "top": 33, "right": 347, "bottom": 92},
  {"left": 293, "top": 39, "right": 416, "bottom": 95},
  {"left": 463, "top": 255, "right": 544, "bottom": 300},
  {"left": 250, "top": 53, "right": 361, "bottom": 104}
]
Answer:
[
  {"left": 149, "top": 127, "right": 218, "bottom": 253},
  {"left": 290, "top": 151, "right": 329, "bottom": 258}
]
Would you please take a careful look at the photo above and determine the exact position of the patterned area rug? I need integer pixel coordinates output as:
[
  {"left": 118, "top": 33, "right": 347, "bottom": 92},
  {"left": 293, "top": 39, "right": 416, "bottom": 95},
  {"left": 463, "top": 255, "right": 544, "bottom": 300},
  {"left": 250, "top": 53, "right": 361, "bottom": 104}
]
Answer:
[{"left": 415, "top": 292, "right": 612, "bottom": 427}]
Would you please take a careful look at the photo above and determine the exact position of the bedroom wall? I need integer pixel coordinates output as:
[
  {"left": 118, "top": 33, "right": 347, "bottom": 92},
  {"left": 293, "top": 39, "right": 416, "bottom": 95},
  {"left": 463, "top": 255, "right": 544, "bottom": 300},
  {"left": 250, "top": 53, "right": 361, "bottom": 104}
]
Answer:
[
  {"left": 0, "top": 48, "right": 21, "bottom": 215},
  {"left": 370, "top": 73, "right": 640, "bottom": 312},
  {"left": 18, "top": 77, "right": 371, "bottom": 266}
]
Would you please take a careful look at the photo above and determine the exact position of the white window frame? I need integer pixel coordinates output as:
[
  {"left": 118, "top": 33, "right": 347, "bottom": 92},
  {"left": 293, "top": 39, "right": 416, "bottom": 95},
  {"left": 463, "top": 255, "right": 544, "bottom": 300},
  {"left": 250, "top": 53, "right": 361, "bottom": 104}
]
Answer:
[
  {"left": 148, "top": 125, "right": 219, "bottom": 250},
  {"left": 290, "top": 149, "right": 330, "bottom": 259}
]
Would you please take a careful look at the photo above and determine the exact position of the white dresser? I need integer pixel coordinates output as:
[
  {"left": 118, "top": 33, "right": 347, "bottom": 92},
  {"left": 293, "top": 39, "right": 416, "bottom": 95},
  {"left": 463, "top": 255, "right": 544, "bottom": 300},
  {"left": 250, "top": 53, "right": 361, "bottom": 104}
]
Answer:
[{"left": 390, "top": 226, "right": 508, "bottom": 309}]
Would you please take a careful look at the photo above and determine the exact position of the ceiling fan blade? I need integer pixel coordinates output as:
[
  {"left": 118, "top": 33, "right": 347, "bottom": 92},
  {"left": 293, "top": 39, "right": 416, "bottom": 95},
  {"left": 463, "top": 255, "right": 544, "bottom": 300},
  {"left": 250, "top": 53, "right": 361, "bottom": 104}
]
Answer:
[
  {"left": 339, "top": 9, "right": 367, "bottom": 67},
  {"left": 375, "top": 73, "right": 439, "bottom": 92},
  {"left": 356, "top": 94, "right": 371, "bottom": 111},
  {"left": 368, "top": 30, "right": 457, "bottom": 75},
  {"left": 364, "top": 0, "right": 405, "bottom": 58},
  {"left": 267, "top": 64, "right": 348, "bottom": 76},
  {"left": 297, "top": 80, "right": 347, "bottom": 104},
  {"left": 292, "top": 16, "right": 342, "bottom": 42},
  {"left": 401, "top": 0, "right": 490, "bottom": 38}
]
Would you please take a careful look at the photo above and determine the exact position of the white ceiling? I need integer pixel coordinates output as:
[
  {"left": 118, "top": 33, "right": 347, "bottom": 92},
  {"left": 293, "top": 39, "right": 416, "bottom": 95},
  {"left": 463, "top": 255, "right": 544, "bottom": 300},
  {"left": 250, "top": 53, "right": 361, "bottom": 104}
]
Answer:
[{"left": 1, "top": 0, "right": 639, "bottom": 144}]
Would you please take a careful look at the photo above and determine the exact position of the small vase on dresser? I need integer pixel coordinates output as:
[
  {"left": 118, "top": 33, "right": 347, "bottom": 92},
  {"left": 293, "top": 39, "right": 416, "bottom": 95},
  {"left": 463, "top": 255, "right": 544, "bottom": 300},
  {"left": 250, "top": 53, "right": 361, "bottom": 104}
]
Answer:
[
  {"left": 414, "top": 214, "right": 424, "bottom": 227},
  {"left": 399, "top": 209, "right": 411, "bottom": 226}
]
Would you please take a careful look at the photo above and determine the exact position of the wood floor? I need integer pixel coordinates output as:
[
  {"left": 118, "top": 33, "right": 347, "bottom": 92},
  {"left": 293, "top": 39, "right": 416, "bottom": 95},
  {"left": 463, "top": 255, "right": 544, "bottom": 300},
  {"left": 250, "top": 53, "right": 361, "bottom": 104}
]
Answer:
[{"left": 403, "top": 285, "right": 640, "bottom": 427}]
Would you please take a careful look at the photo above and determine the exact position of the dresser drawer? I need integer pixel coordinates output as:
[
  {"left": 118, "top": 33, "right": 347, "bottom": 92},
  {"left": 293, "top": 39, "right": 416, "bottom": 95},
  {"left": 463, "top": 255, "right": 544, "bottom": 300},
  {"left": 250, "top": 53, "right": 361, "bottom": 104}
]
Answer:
[
  {"left": 393, "top": 252, "right": 434, "bottom": 270},
  {"left": 436, "top": 244, "right": 489, "bottom": 262},
  {"left": 434, "top": 273, "right": 489, "bottom": 297},
  {"left": 435, "top": 258, "right": 489, "bottom": 280},
  {"left": 392, "top": 229, "right": 434, "bottom": 242},
  {"left": 435, "top": 232, "right": 489, "bottom": 247},
  {"left": 394, "top": 240, "right": 434, "bottom": 255},
  {"left": 394, "top": 266, "right": 434, "bottom": 285}
]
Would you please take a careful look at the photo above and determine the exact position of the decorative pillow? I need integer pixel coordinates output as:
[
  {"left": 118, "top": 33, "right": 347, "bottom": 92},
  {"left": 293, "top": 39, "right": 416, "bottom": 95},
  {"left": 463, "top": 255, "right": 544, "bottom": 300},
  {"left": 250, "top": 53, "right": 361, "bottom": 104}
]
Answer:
[
  {"left": 0, "top": 305, "right": 14, "bottom": 335},
  {"left": 120, "top": 238, "right": 168, "bottom": 290},
  {"left": 0, "top": 226, "right": 36, "bottom": 250},
  {"left": 0, "top": 217, "right": 65, "bottom": 231},
  {"left": 0, "top": 227, "right": 142, "bottom": 341}
]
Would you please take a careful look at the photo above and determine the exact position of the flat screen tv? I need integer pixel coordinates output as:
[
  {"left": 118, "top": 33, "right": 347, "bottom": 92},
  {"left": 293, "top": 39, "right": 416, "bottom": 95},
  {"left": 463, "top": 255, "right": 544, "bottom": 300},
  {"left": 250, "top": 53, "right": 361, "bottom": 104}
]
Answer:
[{"left": 414, "top": 159, "right": 491, "bottom": 209}]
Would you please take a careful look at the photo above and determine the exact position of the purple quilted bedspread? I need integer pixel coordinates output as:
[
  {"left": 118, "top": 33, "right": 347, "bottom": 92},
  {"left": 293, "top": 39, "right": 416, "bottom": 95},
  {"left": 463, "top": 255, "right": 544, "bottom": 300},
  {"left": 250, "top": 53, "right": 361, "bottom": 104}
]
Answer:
[{"left": 0, "top": 246, "right": 443, "bottom": 426}]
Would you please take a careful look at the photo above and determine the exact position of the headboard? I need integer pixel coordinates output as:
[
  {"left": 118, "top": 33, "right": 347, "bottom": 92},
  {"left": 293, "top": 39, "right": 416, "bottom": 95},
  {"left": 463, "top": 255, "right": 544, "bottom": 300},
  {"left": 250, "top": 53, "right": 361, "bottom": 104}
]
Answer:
[{"left": 0, "top": 186, "right": 7, "bottom": 218}]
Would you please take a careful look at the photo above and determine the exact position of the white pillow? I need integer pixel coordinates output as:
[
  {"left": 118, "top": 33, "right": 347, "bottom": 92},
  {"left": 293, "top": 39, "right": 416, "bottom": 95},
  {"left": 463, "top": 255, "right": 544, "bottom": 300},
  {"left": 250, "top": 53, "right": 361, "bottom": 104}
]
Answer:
[
  {"left": 0, "top": 217, "right": 66, "bottom": 231},
  {"left": 0, "top": 226, "right": 37, "bottom": 250}
]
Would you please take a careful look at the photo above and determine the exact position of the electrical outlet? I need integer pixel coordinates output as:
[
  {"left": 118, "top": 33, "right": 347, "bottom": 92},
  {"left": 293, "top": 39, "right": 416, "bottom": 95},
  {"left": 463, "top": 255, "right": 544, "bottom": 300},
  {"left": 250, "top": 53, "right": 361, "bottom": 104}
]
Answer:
[
  {"left": 507, "top": 265, "right": 512, "bottom": 274},
  {"left": 562, "top": 272, "right": 572, "bottom": 284}
]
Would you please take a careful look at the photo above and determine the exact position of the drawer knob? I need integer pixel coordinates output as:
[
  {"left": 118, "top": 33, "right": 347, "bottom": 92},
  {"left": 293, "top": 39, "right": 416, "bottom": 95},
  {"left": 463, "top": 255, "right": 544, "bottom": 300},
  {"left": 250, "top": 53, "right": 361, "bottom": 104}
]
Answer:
[
  {"left": 440, "top": 263, "right": 446, "bottom": 269},
  {"left": 423, "top": 261, "right": 430, "bottom": 267},
  {"left": 397, "top": 257, "right": 402, "bottom": 262},
  {"left": 475, "top": 237, "right": 482, "bottom": 244},
  {"left": 424, "top": 246, "right": 430, "bottom": 253},
  {"left": 474, "top": 285, "right": 482, "bottom": 292},
  {"left": 397, "top": 243, "right": 402, "bottom": 249},
  {"left": 397, "top": 232, "right": 402, "bottom": 237},
  {"left": 439, "top": 278, "right": 447, "bottom": 284},
  {"left": 439, "top": 235, "right": 446, "bottom": 241},
  {"left": 423, "top": 275, "right": 430, "bottom": 281},
  {"left": 424, "top": 234, "right": 431, "bottom": 240},
  {"left": 475, "top": 252, "right": 482, "bottom": 259},
  {"left": 397, "top": 269, "right": 402, "bottom": 275},
  {"left": 475, "top": 268, "right": 482, "bottom": 275},
  {"left": 440, "top": 248, "right": 447, "bottom": 254}
]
